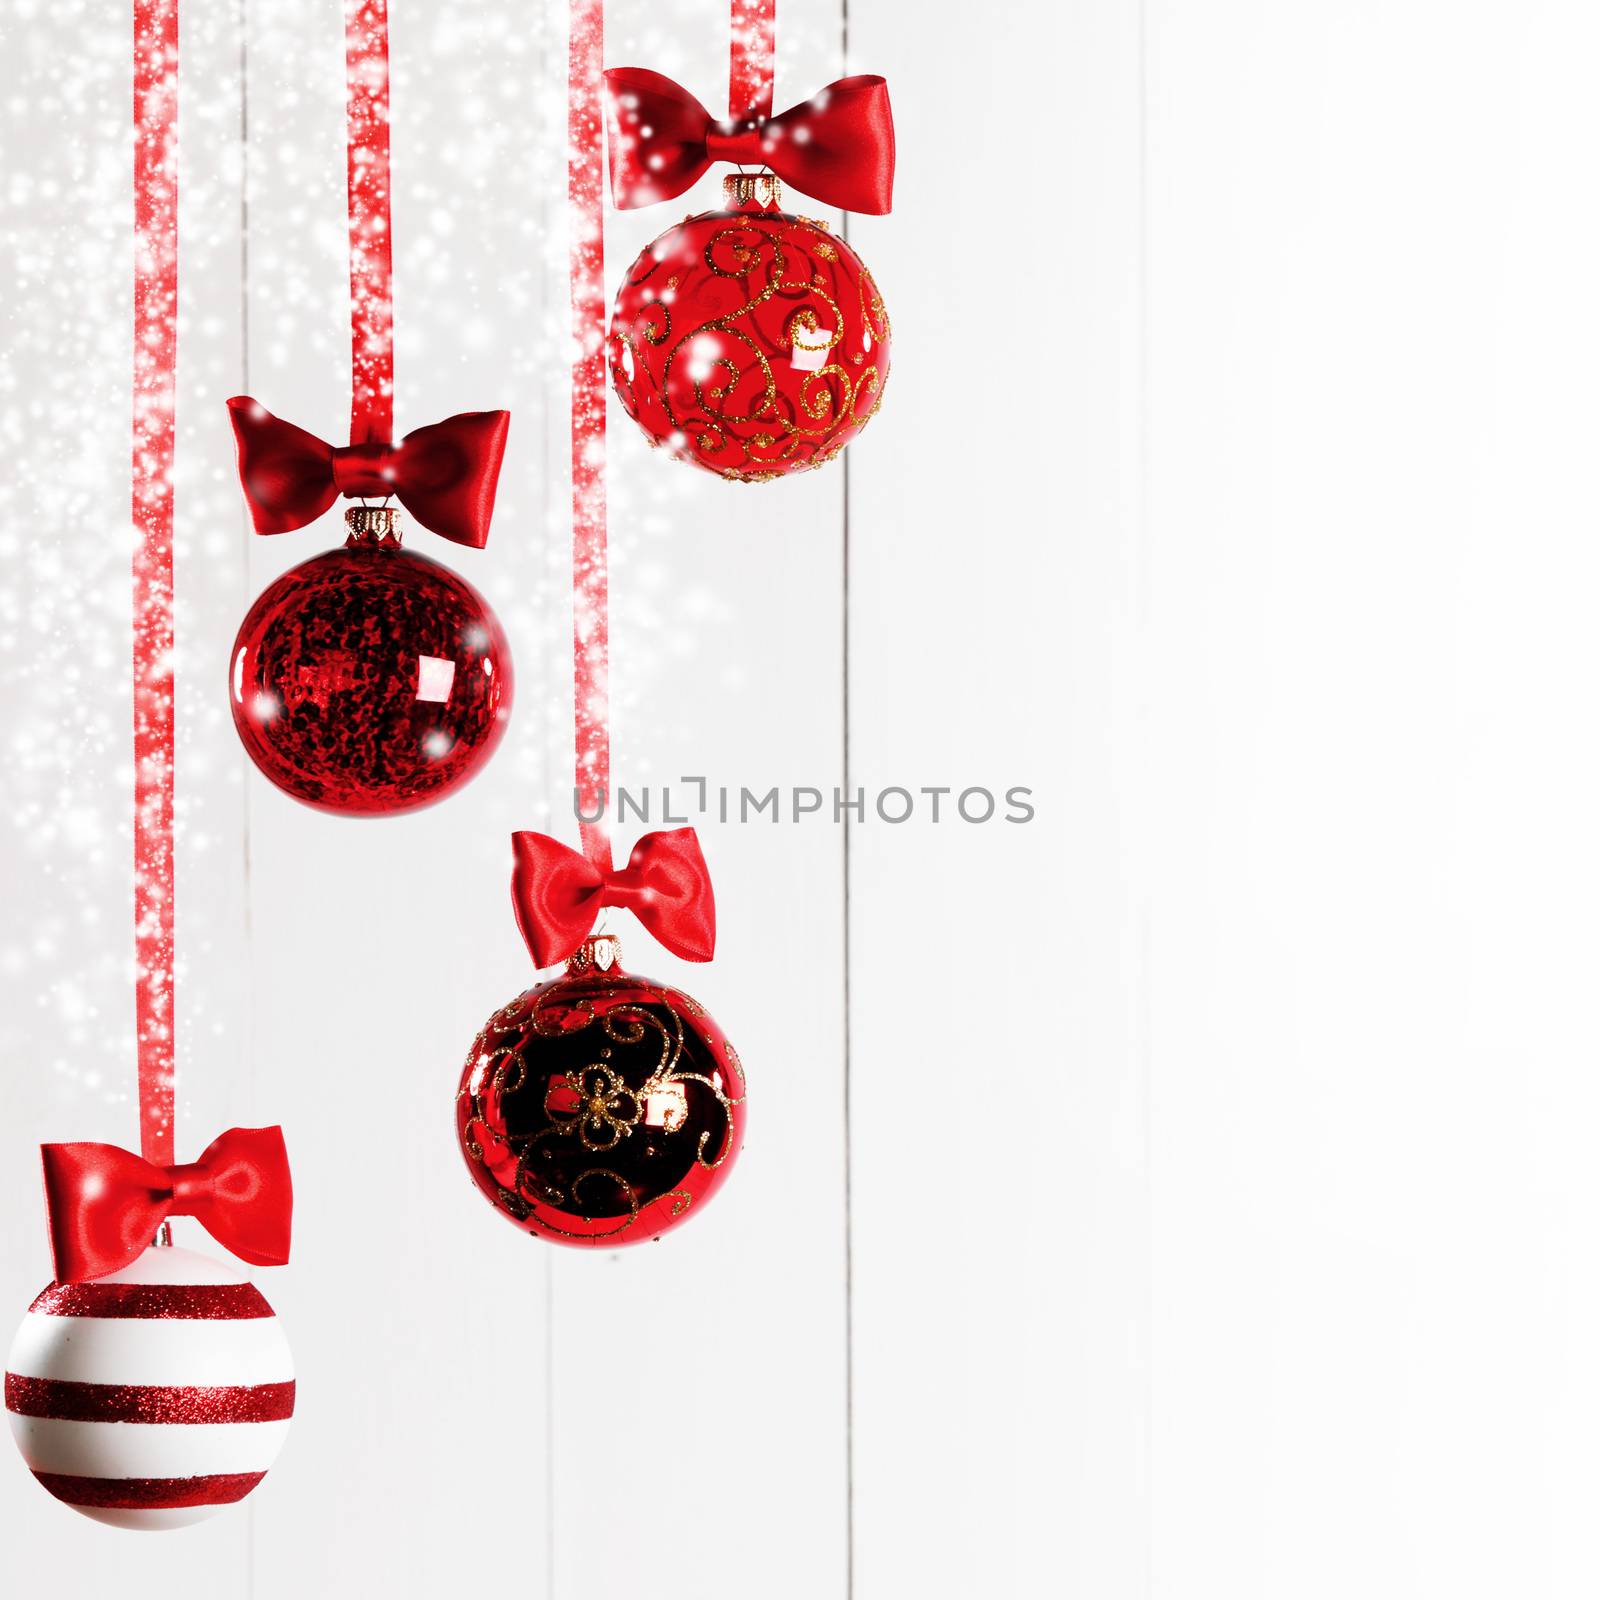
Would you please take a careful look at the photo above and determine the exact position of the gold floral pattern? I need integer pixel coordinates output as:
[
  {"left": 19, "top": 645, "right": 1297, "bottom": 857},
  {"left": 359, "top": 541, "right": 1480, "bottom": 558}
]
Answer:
[
  {"left": 455, "top": 947, "right": 747, "bottom": 1249},
  {"left": 547, "top": 1062, "right": 642, "bottom": 1151}
]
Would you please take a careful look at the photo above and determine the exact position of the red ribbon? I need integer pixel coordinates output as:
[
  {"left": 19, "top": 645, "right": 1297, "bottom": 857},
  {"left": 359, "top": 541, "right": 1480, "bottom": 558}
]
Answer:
[
  {"left": 133, "top": 0, "right": 178, "bottom": 1167},
  {"left": 532, "top": 0, "right": 725, "bottom": 969},
  {"left": 344, "top": 0, "right": 394, "bottom": 446},
  {"left": 512, "top": 830, "right": 716, "bottom": 969},
  {"left": 41, "top": 1128, "right": 294, "bottom": 1285},
  {"left": 226, "top": 398, "right": 509, "bottom": 547},
  {"left": 226, "top": 1, "right": 509, "bottom": 541},
  {"left": 604, "top": 69, "right": 895, "bottom": 214},
  {"left": 571, "top": 0, "right": 610, "bottom": 872},
  {"left": 729, "top": 0, "right": 777, "bottom": 124}
]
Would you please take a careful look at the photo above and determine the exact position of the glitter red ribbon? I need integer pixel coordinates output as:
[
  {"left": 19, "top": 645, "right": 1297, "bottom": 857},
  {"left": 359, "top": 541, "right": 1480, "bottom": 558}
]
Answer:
[
  {"left": 132, "top": 0, "right": 178, "bottom": 1168},
  {"left": 729, "top": 0, "right": 777, "bottom": 123},
  {"left": 570, "top": 0, "right": 610, "bottom": 871},
  {"left": 344, "top": 0, "right": 394, "bottom": 447}
]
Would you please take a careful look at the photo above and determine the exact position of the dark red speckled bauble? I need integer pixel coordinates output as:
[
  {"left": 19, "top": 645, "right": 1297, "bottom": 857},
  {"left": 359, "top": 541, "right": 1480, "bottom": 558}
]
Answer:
[
  {"left": 230, "top": 508, "right": 512, "bottom": 816},
  {"left": 456, "top": 934, "right": 746, "bottom": 1247},
  {"left": 608, "top": 175, "right": 890, "bottom": 482}
]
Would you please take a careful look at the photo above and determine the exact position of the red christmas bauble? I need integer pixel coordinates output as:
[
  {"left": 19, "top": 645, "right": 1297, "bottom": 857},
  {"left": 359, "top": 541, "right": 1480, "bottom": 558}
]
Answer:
[
  {"left": 6, "top": 1245, "right": 293, "bottom": 1529},
  {"left": 230, "top": 509, "right": 512, "bottom": 816},
  {"left": 608, "top": 176, "right": 891, "bottom": 482},
  {"left": 456, "top": 935, "right": 746, "bottom": 1246}
]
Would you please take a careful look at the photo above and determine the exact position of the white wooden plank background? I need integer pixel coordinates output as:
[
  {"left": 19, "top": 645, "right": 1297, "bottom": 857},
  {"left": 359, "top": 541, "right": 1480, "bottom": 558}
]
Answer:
[
  {"left": 1145, "top": 4, "right": 1600, "bottom": 1596},
  {"left": 554, "top": 3, "right": 851, "bottom": 1597},
  {"left": 4, "top": 1, "right": 1600, "bottom": 1596}
]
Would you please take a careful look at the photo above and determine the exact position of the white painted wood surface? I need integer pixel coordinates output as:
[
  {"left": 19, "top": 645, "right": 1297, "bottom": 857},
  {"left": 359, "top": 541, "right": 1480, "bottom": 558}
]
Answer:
[
  {"left": 3, "top": 0, "right": 1600, "bottom": 1595},
  {"left": 845, "top": 0, "right": 1147, "bottom": 1592},
  {"left": 1145, "top": 5, "right": 1600, "bottom": 1595}
]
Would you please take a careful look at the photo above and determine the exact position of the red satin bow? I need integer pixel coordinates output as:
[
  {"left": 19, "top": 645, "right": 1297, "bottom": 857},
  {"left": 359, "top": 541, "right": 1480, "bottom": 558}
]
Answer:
[
  {"left": 40, "top": 1126, "right": 293, "bottom": 1284},
  {"left": 226, "top": 397, "right": 510, "bottom": 548},
  {"left": 604, "top": 68, "right": 895, "bottom": 214},
  {"left": 512, "top": 828, "right": 717, "bottom": 968}
]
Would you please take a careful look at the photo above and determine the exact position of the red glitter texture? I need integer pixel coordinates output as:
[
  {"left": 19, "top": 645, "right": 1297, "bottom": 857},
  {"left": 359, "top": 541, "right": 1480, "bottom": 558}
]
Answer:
[
  {"left": 5, "top": 1375, "right": 295, "bottom": 1425},
  {"left": 132, "top": 0, "right": 178, "bottom": 1165},
  {"left": 569, "top": 0, "right": 609, "bottom": 863},
  {"left": 32, "top": 1471, "right": 267, "bottom": 1510},
  {"left": 609, "top": 197, "right": 891, "bottom": 482},
  {"left": 230, "top": 540, "right": 512, "bottom": 816},
  {"left": 28, "top": 1282, "right": 273, "bottom": 1321}
]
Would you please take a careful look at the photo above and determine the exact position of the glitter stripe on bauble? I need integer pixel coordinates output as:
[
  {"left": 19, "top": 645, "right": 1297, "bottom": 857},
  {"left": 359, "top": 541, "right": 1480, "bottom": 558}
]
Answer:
[
  {"left": 28, "top": 1282, "right": 274, "bottom": 1321},
  {"left": 6, "top": 1246, "right": 294, "bottom": 1530},
  {"left": 5, "top": 1378, "right": 296, "bottom": 1425}
]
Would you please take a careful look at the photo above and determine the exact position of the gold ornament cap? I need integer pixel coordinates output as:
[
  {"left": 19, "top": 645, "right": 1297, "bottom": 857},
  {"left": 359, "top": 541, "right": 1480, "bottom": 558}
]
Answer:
[
  {"left": 566, "top": 933, "right": 622, "bottom": 975},
  {"left": 723, "top": 171, "right": 783, "bottom": 211},
  {"left": 344, "top": 505, "right": 401, "bottom": 546}
]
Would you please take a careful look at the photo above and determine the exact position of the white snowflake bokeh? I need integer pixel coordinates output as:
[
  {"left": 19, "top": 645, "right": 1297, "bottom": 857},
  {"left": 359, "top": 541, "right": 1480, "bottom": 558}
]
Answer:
[{"left": 0, "top": 0, "right": 842, "bottom": 1139}]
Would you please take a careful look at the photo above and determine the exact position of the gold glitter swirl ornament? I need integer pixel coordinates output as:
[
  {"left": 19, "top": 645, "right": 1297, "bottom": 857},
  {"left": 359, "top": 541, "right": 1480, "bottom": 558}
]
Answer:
[
  {"left": 455, "top": 936, "right": 747, "bottom": 1246},
  {"left": 608, "top": 175, "right": 890, "bottom": 482}
]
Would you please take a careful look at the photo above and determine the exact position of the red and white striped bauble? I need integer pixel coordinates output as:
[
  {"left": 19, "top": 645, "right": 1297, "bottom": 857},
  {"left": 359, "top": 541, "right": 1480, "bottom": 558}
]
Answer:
[{"left": 5, "top": 1244, "right": 294, "bottom": 1529}]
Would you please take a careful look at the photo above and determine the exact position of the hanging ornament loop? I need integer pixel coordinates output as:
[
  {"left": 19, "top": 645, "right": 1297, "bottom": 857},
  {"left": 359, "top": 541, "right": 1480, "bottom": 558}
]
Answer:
[
  {"left": 345, "top": 505, "right": 402, "bottom": 547},
  {"left": 724, "top": 171, "right": 782, "bottom": 209}
]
